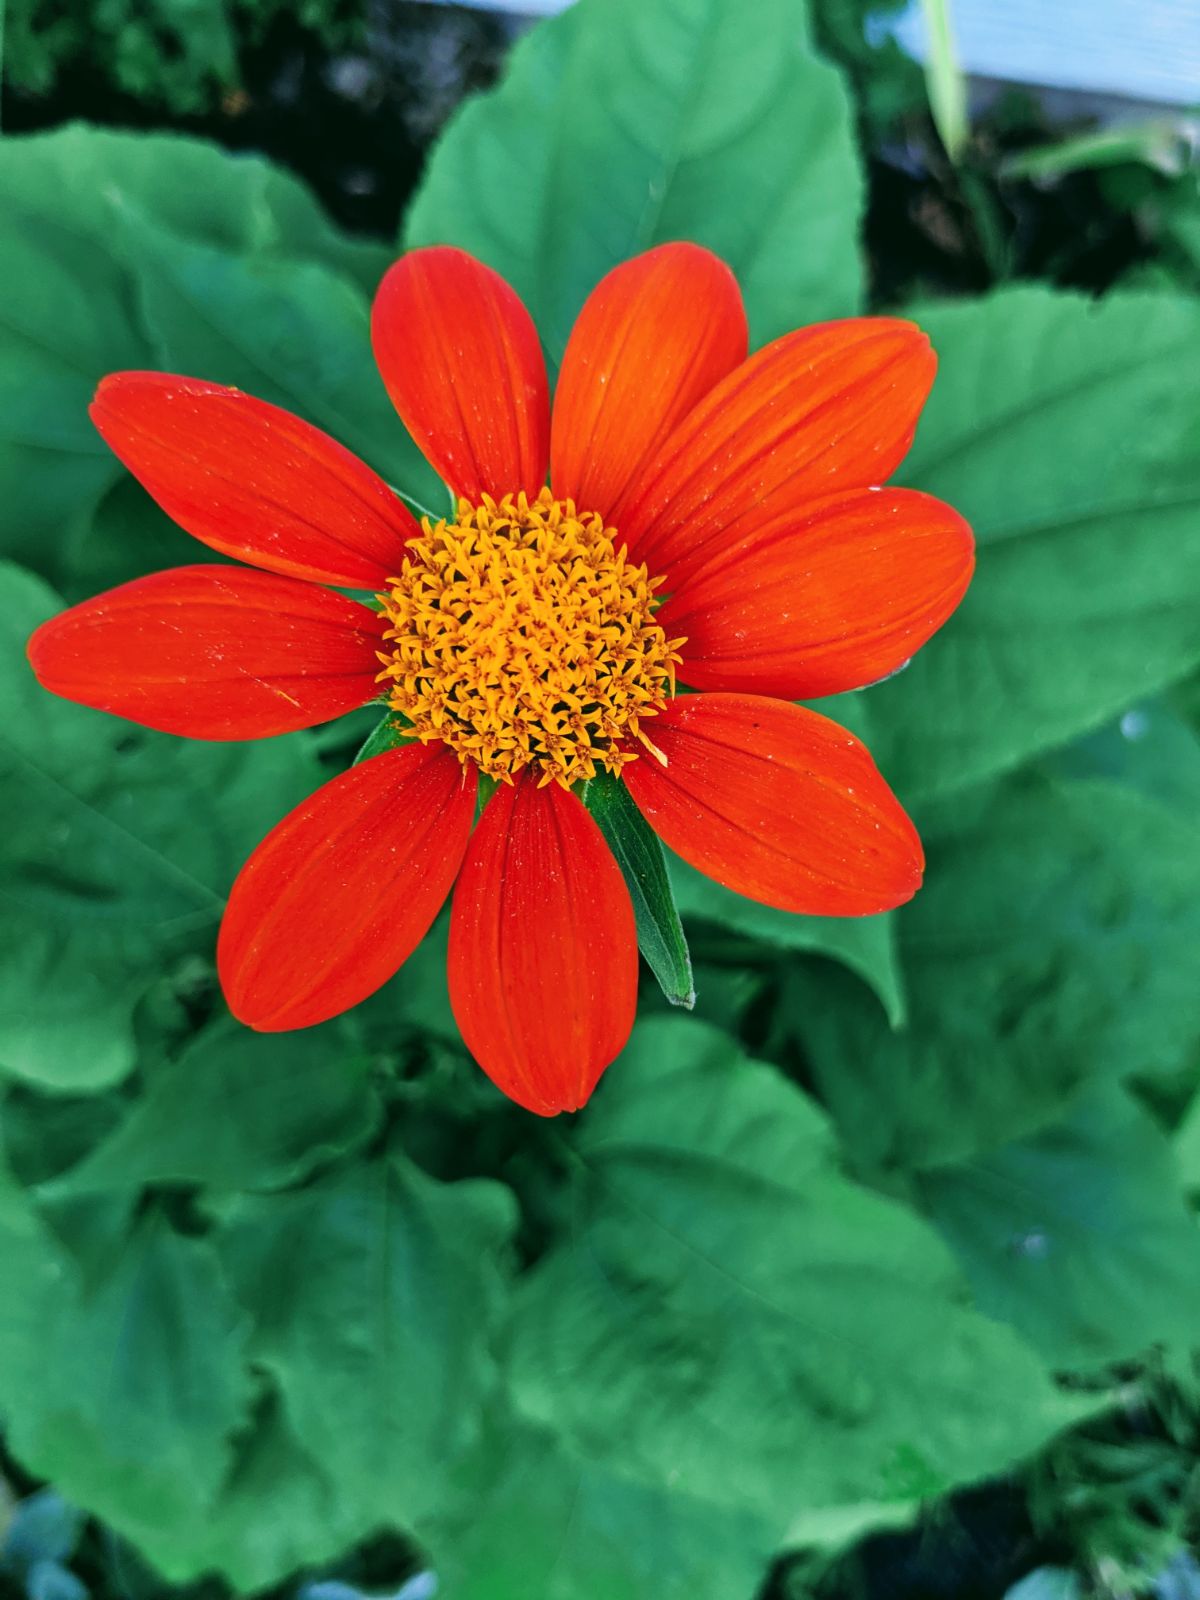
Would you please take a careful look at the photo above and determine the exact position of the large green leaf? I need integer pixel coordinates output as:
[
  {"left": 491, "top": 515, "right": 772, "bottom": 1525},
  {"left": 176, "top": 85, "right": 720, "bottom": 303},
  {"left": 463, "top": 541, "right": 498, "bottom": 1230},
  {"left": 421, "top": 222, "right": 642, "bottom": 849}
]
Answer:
[
  {"left": 120, "top": 208, "right": 439, "bottom": 505},
  {"left": 0, "top": 124, "right": 391, "bottom": 292},
  {"left": 871, "top": 287, "right": 1200, "bottom": 799},
  {"left": 507, "top": 1018, "right": 1075, "bottom": 1553},
  {"left": 0, "top": 125, "right": 430, "bottom": 585},
  {"left": 669, "top": 855, "right": 905, "bottom": 1027},
  {"left": 433, "top": 1416, "right": 773, "bottom": 1600},
  {"left": 406, "top": 0, "right": 863, "bottom": 359},
  {"left": 1, "top": 1206, "right": 252, "bottom": 1552},
  {"left": 49, "top": 1021, "right": 382, "bottom": 1197},
  {"left": 918, "top": 1088, "right": 1200, "bottom": 1367},
  {"left": 795, "top": 774, "right": 1200, "bottom": 1171},
  {"left": 0, "top": 563, "right": 319, "bottom": 1090},
  {"left": 127, "top": 1390, "right": 375, "bottom": 1591},
  {"left": 218, "top": 1153, "right": 516, "bottom": 1533}
]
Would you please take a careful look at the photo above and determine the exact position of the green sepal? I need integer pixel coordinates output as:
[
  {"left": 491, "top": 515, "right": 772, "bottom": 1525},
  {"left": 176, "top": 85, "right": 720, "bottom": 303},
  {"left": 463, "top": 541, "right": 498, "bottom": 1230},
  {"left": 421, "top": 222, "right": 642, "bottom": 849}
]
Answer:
[
  {"left": 585, "top": 771, "right": 695, "bottom": 1009},
  {"left": 353, "top": 709, "right": 412, "bottom": 766}
]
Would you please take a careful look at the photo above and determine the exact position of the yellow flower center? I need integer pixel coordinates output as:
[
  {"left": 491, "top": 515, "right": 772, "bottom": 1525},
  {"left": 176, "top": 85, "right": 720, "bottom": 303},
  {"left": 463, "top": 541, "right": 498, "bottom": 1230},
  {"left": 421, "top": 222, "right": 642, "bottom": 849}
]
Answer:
[{"left": 376, "top": 487, "right": 683, "bottom": 788}]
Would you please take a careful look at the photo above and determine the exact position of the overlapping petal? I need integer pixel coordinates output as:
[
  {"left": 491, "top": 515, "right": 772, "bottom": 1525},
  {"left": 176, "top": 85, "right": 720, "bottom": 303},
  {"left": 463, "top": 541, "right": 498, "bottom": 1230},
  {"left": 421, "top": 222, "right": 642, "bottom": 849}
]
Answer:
[
  {"left": 447, "top": 775, "right": 637, "bottom": 1116},
  {"left": 550, "top": 242, "right": 748, "bottom": 519},
  {"left": 613, "top": 319, "right": 936, "bottom": 585},
  {"left": 220, "top": 742, "right": 475, "bottom": 1031},
  {"left": 90, "top": 374, "right": 419, "bottom": 588},
  {"left": 26, "top": 565, "right": 386, "bottom": 739},
  {"left": 664, "top": 488, "right": 975, "bottom": 698},
  {"left": 372, "top": 246, "right": 550, "bottom": 502},
  {"left": 625, "top": 694, "right": 923, "bottom": 916}
]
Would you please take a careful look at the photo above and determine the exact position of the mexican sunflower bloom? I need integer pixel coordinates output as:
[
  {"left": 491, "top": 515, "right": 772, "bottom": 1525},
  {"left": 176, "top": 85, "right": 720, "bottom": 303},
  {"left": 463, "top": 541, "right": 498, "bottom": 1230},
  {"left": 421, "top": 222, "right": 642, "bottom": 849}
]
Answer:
[{"left": 27, "top": 243, "right": 973, "bottom": 1115}]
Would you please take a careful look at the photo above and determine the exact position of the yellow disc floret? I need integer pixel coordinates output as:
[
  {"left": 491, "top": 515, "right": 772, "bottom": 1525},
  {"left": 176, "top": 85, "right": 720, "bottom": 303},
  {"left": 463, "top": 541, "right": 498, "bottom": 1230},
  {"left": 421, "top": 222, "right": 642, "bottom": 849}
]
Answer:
[{"left": 376, "top": 487, "right": 683, "bottom": 787}]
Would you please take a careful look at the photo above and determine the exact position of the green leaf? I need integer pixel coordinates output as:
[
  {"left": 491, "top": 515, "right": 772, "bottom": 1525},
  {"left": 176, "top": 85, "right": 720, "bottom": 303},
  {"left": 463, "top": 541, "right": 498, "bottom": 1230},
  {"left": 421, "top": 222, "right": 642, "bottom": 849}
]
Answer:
[
  {"left": 919, "top": 0, "right": 969, "bottom": 162},
  {"left": 918, "top": 1088, "right": 1200, "bottom": 1367},
  {"left": 669, "top": 854, "right": 906, "bottom": 1028},
  {"left": 1047, "top": 700, "right": 1200, "bottom": 820},
  {"left": 128, "top": 1389, "right": 376, "bottom": 1592},
  {"left": 0, "top": 123, "right": 391, "bottom": 297},
  {"left": 796, "top": 775, "right": 1200, "bottom": 1171},
  {"left": 2, "top": 1209, "right": 252, "bottom": 1552},
  {"left": 406, "top": 0, "right": 863, "bottom": 360},
  {"left": 0, "top": 126, "right": 403, "bottom": 583},
  {"left": 1174, "top": 1089, "right": 1200, "bottom": 1191},
  {"left": 354, "top": 710, "right": 411, "bottom": 766},
  {"left": 48, "top": 1021, "right": 383, "bottom": 1197},
  {"left": 869, "top": 287, "right": 1200, "bottom": 800},
  {"left": 0, "top": 1140, "right": 64, "bottom": 1392},
  {"left": 118, "top": 206, "right": 439, "bottom": 504},
  {"left": 432, "top": 1416, "right": 774, "bottom": 1600},
  {"left": 218, "top": 1153, "right": 517, "bottom": 1531},
  {"left": 585, "top": 772, "right": 694, "bottom": 1009},
  {"left": 0, "top": 563, "right": 319, "bottom": 1090},
  {"left": 507, "top": 1018, "right": 1075, "bottom": 1545}
]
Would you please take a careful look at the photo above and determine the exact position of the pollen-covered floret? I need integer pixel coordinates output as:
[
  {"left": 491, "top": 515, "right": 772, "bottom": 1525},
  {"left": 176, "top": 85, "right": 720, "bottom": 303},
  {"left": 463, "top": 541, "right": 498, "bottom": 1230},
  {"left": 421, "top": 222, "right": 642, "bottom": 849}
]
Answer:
[{"left": 376, "top": 487, "right": 683, "bottom": 787}]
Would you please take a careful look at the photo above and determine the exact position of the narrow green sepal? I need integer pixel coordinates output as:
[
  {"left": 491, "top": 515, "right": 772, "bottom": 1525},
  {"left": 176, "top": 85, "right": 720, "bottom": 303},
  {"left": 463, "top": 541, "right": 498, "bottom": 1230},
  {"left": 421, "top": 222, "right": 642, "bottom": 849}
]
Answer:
[
  {"left": 353, "top": 709, "right": 413, "bottom": 765},
  {"left": 586, "top": 771, "right": 695, "bottom": 1009}
]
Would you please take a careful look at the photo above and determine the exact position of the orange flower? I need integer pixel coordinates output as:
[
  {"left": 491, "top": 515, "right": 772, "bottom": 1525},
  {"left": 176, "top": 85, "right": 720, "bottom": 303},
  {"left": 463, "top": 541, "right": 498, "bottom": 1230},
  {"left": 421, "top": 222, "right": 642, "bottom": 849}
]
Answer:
[{"left": 27, "top": 244, "right": 973, "bottom": 1114}]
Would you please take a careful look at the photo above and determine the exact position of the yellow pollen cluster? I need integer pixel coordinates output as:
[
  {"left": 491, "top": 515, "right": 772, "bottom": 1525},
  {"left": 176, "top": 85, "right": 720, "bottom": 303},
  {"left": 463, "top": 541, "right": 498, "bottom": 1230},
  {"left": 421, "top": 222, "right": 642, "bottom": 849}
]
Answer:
[{"left": 376, "top": 487, "right": 684, "bottom": 787}]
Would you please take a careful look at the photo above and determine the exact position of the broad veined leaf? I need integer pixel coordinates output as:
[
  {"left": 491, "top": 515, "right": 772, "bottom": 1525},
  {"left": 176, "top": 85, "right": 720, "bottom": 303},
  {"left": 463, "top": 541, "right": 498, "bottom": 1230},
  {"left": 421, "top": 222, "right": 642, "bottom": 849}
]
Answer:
[
  {"left": 918, "top": 1087, "right": 1200, "bottom": 1367},
  {"left": 507, "top": 1018, "right": 1076, "bottom": 1545},
  {"left": 795, "top": 773, "right": 1200, "bottom": 1171},
  {"left": 0, "top": 1137, "right": 64, "bottom": 1393},
  {"left": 124, "top": 1389, "right": 375, "bottom": 1591},
  {"left": 48, "top": 1021, "right": 382, "bottom": 1197},
  {"left": 0, "top": 126, "right": 402, "bottom": 579},
  {"left": 870, "top": 287, "right": 1200, "bottom": 799},
  {"left": 1, "top": 1208, "right": 252, "bottom": 1551},
  {"left": 1047, "top": 699, "right": 1200, "bottom": 821},
  {"left": 430, "top": 1415, "right": 774, "bottom": 1600},
  {"left": 119, "top": 207, "right": 441, "bottom": 506},
  {"left": 217, "top": 1152, "right": 517, "bottom": 1532},
  {"left": 0, "top": 210, "right": 145, "bottom": 574},
  {"left": 668, "top": 855, "right": 906, "bottom": 1027},
  {"left": 0, "top": 124, "right": 392, "bottom": 293},
  {"left": 586, "top": 771, "right": 694, "bottom": 1009},
  {"left": 1, "top": 563, "right": 319, "bottom": 1090},
  {"left": 406, "top": 0, "right": 864, "bottom": 359}
]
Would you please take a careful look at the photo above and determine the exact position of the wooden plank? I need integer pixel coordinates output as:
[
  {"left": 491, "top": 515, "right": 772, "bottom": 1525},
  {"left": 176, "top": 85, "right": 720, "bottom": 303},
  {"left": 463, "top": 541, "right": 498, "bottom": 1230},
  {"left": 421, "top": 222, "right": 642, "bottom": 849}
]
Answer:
[{"left": 888, "top": 0, "right": 1200, "bottom": 107}]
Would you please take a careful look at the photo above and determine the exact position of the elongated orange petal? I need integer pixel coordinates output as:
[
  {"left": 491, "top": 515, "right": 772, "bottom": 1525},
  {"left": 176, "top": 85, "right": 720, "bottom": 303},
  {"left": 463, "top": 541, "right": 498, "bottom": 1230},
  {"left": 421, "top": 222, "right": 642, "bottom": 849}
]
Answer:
[
  {"left": 550, "top": 243, "right": 747, "bottom": 520},
  {"left": 27, "top": 565, "right": 385, "bottom": 739},
  {"left": 220, "top": 743, "right": 475, "bottom": 1031},
  {"left": 447, "top": 775, "right": 637, "bottom": 1115},
  {"left": 371, "top": 247, "right": 550, "bottom": 501},
  {"left": 90, "top": 374, "right": 419, "bottom": 588},
  {"left": 624, "top": 693, "right": 923, "bottom": 916},
  {"left": 614, "top": 319, "right": 936, "bottom": 586},
  {"left": 665, "top": 488, "right": 975, "bottom": 698}
]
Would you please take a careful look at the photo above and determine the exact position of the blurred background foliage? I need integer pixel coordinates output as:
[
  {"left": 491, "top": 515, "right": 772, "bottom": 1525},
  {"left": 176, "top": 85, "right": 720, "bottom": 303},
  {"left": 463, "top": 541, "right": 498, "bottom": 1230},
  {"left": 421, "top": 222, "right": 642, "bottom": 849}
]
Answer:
[{"left": 2, "top": 1, "right": 1200, "bottom": 1599}]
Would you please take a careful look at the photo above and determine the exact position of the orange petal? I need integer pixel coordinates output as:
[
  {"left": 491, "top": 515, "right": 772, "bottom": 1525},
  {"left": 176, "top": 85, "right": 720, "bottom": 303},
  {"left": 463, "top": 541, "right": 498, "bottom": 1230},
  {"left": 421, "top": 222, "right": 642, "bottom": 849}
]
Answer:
[
  {"left": 550, "top": 242, "right": 747, "bottom": 519},
  {"left": 27, "top": 565, "right": 386, "bottom": 739},
  {"left": 371, "top": 247, "right": 550, "bottom": 502},
  {"left": 624, "top": 693, "right": 923, "bottom": 916},
  {"left": 447, "top": 775, "right": 637, "bottom": 1116},
  {"left": 665, "top": 488, "right": 975, "bottom": 698},
  {"left": 219, "top": 743, "right": 475, "bottom": 1031},
  {"left": 90, "top": 373, "right": 419, "bottom": 588},
  {"left": 614, "top": 319, "right": 936, "bottom": 586}
]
